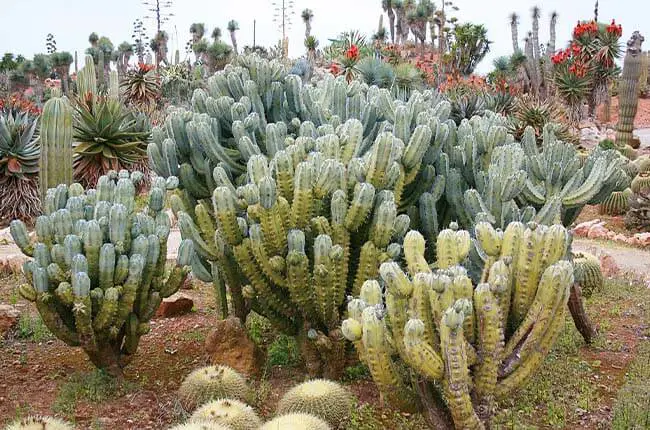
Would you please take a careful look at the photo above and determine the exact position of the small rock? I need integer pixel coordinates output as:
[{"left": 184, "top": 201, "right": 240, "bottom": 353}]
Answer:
[
  {"left": 587, "top": 223, "right": 608, "bottom": 240},
  {"left": 613, "top": 234, "right": 628, "bottom": 243},
  {"left": 606, "top": 231, "right": 616, "bottom": 239},
  {"left": 0, "top": 227, "right": 12, "bottom": 244},
  {"left": 634, "top": 232, "right": 650, "bottom": 246},
  {"left": 573, "top": 219, "right": 601, "bottom": 236},
  {"left": 155, "top": 295, "right": 194, "bottom": 318},
  {"left": 0, "top": 304, "right": 20, "bottom": 338},
  {"left": 205, "top": 317, "right": 264, "bottom": 377}
]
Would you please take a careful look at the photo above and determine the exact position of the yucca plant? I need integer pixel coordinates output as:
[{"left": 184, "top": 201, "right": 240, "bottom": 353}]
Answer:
[
  {"left": 73, "top": 95, "right": 151, "bottom": 187},
  {"left": 0, "top": 108, "right": 40, "bottom": 223},
  {"left": 120, "top": 63, "right": 161, "bottom": 110},
  {"left": 392, "top": 62, "right": 423, "bottom": 101}
]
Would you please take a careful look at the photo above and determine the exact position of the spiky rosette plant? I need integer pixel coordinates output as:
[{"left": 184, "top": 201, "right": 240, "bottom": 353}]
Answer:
[
  {"left": 73, "top": 95, "right": 151, "bottom": 187},
  {"left": 10, "top": 172, "right": 192, "bottom": 376},
  {"left": 508, "top": 96, "right": 577, "bottom": 145},
  {"left": 342, "top": 222, "right": 574, "bottom": 429},
  {"left": 0, "top": 107, "right": 40, "bottom": 223},
  {"left": 121, "top": 63, "right": 161, "bottom": 110}
]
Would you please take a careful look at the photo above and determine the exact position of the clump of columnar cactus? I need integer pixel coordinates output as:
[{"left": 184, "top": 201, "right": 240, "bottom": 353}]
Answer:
[
  {"left": 616, "top": 32, "right": 645, "bottom": 148},
  {"left": 599, "top": 189, "right": 633, "bottom": 215},
  {"left": 167, "top": 421, "right": 233, "bottom": 430},
  {"left": 277, "top": 380, "right": 353, "bottom": 428},
  {"left": 178, "top": 365, "right": 249, "bottom": 411},
  {"left": 260, "top": 414, "right": 331, "bottom": 430},
  {"left": 191, "top": 399, "right": 261, "bottom": 430},
  {"left": 342, "top": 222, "right": 574, "bottom": 428},
  {"left": 572, "top": 252, "right": 604, "bottom": 298},
  {"left": 10, "top": 171, "right": 192, "bottom": 376},
  {"left": 5, "top": 416, "right": 74, "bottom": 430}
]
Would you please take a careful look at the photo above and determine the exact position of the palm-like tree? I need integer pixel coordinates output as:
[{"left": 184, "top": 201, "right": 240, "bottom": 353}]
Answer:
[
  {"left": 190, "top": 23, "right": 205, "bottom": 43},
  {"left": 382, "top": 0, "right": 396, "bottom": 44},
  {"left": 212, "top": 27, "right": 222, "bottom": 41},
  {"left": 227, "top": 20, "right": 239, "bottom": 55},
  {"left": 116, "top": 42, "right": 133, "bottom": 76},
  {"left": 150, "top": 30, "right": 169, "bottom": 66},
  {"left": 450, "top": 23, "right": 491, "bottom": 75},
  {"left": 301, "top": 9, "right": 314, "bottom": 39},
  {"left": 408, "top": 0, "right": 434, "bottom": 53},
  {"left": 304, "top": 35, "right": 319, "bottom": 61},
  {"left": 394, "top": 0, "right": 405, "bottom": 44},
  {"left": 51, "top": 51, "right": 73, "bottom": 93},
  {"left": 509, "top": 13, "right": 519, "bottom": 53},
  {"left": 89, "top": 32, "right": 99, "bottom": 48}
]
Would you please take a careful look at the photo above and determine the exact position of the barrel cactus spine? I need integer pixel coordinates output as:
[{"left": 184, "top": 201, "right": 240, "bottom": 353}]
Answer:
[
  {"left": 598, "top": 189, "right": 633, "bottom": 215},
  {"left": 276, "top": 379, "right": 354, "bottom": 428},
  {"left": 178, "top": 365, "right": 249, "bottom": 411},
  {"left": 191, "top": 398, "right": 262, "bottom": 430}
]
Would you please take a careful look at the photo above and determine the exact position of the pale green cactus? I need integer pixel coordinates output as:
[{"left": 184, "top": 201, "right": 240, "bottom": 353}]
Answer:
[
  {"left": 10, "top": 171, "right": 192, "bottom": 376},
  {"left": 342, "top": 223, "right": 574, "bottom": 429}
]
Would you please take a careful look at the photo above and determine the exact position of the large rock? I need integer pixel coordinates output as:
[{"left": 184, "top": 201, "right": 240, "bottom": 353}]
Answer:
[
  {"left": 573, "top": 219, "right": 602, "bottom": 237},
  {"left": 205, "top": 317, "right": 264, "bottom": 377},
  {"left": 155, "top": 294, "right": 194, "bottom": 318},
  {"left": 0, "top": 304, "right": 20, "bottom": 338}
]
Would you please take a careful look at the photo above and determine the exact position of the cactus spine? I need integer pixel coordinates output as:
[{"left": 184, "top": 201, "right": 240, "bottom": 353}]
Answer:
[
  {"left": 616, "top": 32, "right": 645, "bottom": 148},
  {"left": 39, "top": 97, "right": 74, "bottom": 203}
]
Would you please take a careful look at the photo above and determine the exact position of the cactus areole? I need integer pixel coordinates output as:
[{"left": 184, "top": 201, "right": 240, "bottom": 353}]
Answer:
[{"left": 11, "top": 172, "right": 192, "bottom": 376}]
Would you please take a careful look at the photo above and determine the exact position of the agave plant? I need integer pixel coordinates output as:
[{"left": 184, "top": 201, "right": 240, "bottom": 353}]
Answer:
[
  {"left": 508, "top": 95, "right": 578, "bottom": 144},
  {"left": 73, "top": 96, "right": 151, "bottom": 187},
  {"left": 0, "top": 109, "right": 40, "bottom": 222},
  {"left": 449, "top": 92, "right": 486, "bottom": 125},
  {"left": 356, "top": 57, "right": 395, "bottom": 88},
  {"left": 120, "top": 63, "right": 161, "bottom": 110},
  {"left": 392, "top": 62, "right": 423, "bottom": 101}
]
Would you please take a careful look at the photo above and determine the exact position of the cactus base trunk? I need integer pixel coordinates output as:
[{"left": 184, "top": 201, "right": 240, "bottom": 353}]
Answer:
[
  {"left": 568, "top": 283, "right": 597, "bottom": 344},
  {"left": 86, "top": 343, "right": 132, "bottom": 378}
]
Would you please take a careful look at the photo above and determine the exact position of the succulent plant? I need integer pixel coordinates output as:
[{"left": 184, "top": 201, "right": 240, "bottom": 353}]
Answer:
[
  {"left": 0, "top": 107, "right": 40, "bottom": 222},
  {"left": 191, "top": 399, "right": 261, "bottom": 430},
  {"left": 572, "top": 252, "right": 604, "bottom": 298},
  {"left": 631, "top": 172, "right": 650, "bottom": 193},
  {"left": 72, "top": 96, "right": 151, "bottom": 188},
  {"left": 277, "top": 380, "right": 353, "bottom": 427},
  {"left": 39, "top": 97, "right": 74, "bottom": 204},
  {"left": 5, "top": 416, "right": 74, "bottom": 430},
  {"left": 260, "top": 414, "right": 331, "bottom": 430},
  {"left": 342, "top": 222, "right": 574, "bottom": 428},
  {"left": 634, "top": 156, "right": 650, "bottom": 173},
  {"left": 168, "top": 421, "right": 233, "bottom": 430},
  {"left": 121, "top": 64, "right": 161, "bottom": 109},
  {"left": 178, "top": 365, "right": 249, "bottom": 411},
  {"left": 10, "top": 172, "right": 191, "bottom": 376},
  {"left": 599, "top": 189, "right": 632, "bottom": 215},
  {"left": 616, "top": 32, "right": 645, "bottom": 148}
]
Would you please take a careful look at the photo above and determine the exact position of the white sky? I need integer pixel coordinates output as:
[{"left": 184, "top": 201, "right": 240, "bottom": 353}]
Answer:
[{"left": 0, "top": 0, "right": 648, "bottom": 74}]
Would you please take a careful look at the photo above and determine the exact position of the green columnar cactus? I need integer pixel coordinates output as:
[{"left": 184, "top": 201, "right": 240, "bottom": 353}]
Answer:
[
  {"left": 10, "top": 172, "right": 191, "bottom": 376},
  {"left": 598, "top": 189, "right": 632, "bottom": 215},
  {"left": 572, "top": 252, "right": 603, "bottom": 298},
  {"left": 520, "top": 125, "right": 630, "bottom": 226},
  {"left": 191, "top": 399, "right": 262, "bottom": 430},
  {"left": 277, "top": 380, "right": 353, "bottom": 428},
  {"left": 109, "top": 70, "right": 119, "bottom": 99},
  {"left": 147, "top": 55, "right": 454, "bottom": 378},
  {"left": 39, "top": 97, "right": 74, "bottom": 203},
  {"left": 178, "top": 365, "right": 249, "bottom": 411},
  {"left": 77, "top": 55, "right": 97, "bottom": 97},
  {"left": 342, "top": 222, "right": 573, "bottom": 429},
  {"left": 260, "top": 414, "right": 331, "bottom": 430},
  {"left": 616, "top": 32, "right": 645, "bottom": 148}
]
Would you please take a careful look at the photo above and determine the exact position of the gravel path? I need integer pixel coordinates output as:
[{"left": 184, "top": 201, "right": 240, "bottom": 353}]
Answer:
[{"left": 573, "top": 238, "right": 650, "bottom": 280}]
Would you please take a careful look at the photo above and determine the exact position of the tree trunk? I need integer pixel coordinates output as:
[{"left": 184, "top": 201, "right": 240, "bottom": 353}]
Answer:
[
  {"left": 416, "top": 380, "right": 454, "bottom": 430},
  {"left": 568, "top": 283, "right": 597, "bottom": 344}
]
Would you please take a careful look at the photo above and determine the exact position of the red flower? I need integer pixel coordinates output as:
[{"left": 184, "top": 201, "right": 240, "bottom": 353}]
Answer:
[
  {"left": 329, "top": 63, "right": 341, "bottom": 75},
  {"left": 345, "top": 44, "right": 359, "bottom": 61},
  {"left": 606, "top": 19, "right": 623, "bottom": 36}
]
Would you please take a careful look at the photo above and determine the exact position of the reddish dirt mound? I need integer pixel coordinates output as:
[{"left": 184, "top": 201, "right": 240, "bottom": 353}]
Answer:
[{"left": 598, "top": 96, "right": 650, "bottom": 128}]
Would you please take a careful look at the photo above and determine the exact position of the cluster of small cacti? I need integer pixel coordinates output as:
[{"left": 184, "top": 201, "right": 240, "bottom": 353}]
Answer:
[
  {"left": 10, "top": 171, "right": 193, "bottom": 374},
  {"left": 572, "top": 252, "right": 604, "bottom": 298},
  {"left": 342, "top": 222, "right": 574, "bottom": 428},
  {"left": 5, "top": 416, "right": 74, "bottom": 430},
  {"left": 178, "top": 365, "right": 249, "bottom": 411},
  {"left": 599, "top": 189, "right": 633, "bottom": 215},
  {"left": 626, "top": 184, "right": 650, "bottom": 230},
  {"left": 616, "top": 32, "right": 645, "bottom": 148},
  {"left": 276, "top": 379, "right": 353, "bottom": 428},
  {"left": 175, "top": 366, "right": 343, "bottom": 430}
]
